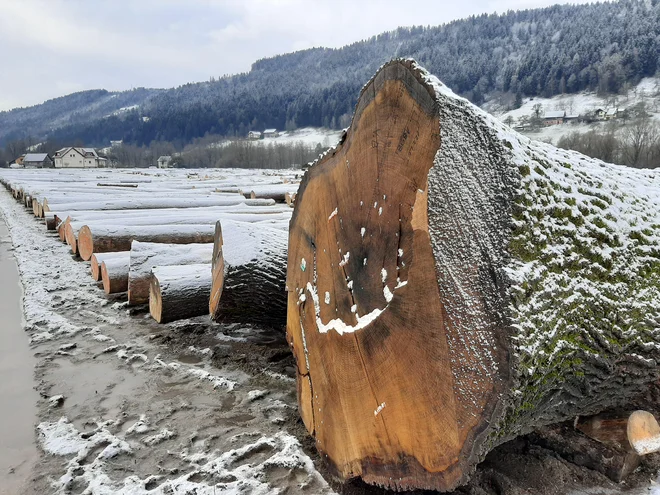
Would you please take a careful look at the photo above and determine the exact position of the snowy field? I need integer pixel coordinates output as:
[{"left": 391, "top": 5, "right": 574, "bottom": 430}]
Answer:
[{"left": 484, "top": 76, "right": 660, "bottom": 145}]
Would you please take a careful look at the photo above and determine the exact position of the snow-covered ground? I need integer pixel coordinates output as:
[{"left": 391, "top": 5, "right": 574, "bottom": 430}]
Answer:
[
  {"left": 484, "top": 77, "right": 660, "bottom": 145},
  {"left": 210, "top": 127, "right": 342, "bottom": 150}
]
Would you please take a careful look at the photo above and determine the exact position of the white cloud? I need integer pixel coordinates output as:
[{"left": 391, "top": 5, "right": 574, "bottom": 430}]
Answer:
[{"left": 0, "top": 0, "right": 599, "bottom": 110}]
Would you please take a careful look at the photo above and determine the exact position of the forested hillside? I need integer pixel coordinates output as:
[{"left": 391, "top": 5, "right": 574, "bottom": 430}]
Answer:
[{"left": 1, "top": 0, "right": 658, "bottom": 150}]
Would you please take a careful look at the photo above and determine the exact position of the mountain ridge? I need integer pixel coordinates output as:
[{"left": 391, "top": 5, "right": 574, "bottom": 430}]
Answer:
[{"left": 1, "top": 0, "right": 658, "bottom": 148}]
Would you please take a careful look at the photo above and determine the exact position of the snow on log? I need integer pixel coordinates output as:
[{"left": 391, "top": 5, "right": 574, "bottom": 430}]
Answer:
[
  {"left": 149, "top": 264, "right": 212, "bottom": 324},
  {"left": 40, "top": 197, "right": 275, "bottom": 217},
  {"left": 91, "top": 251, "right": 129, "bottom": 281},
  {"left": 64, "top": 210, "right": 290, "bottom": 256},
  {"left": 77, "top": 224, "right": 216, "bottom": 261},
  {"left": 101, "top": 256, "right": 130, "bottom": 294},
  {"left": 209, "top": 220, "right": 288, "bottom": 326},
  {"left": 286, "top": 59, "right": 660, "bottom": 491},
  {"left": 127, "top": 241, "right": 213, "bottom": 305}
]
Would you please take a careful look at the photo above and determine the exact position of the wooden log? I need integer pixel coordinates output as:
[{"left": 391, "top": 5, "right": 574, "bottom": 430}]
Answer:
[
  {"left": 210, "top": 220, "right": 288, "bottom": 326},
  {"left": 627, "top": 411, "right": 660, "bottom": 455},
  {"left": 101, "top": 256, "right": 130, "bottom": 294},
  {"left": 531, "top": 423, "right": 640, "bottom": 483},
  {"left": 77, "top": 224, "right": 216, "bottom": 261},
  {"left": 64, "top": 210, "right": 290, "bottom": 255},
  {"left": 149, "top": 264, "right": 212, "bottom": 324},
  {"left": 41, "top": 197, "right": 274, "bottom": 217},
  {"left": 285, "top": 59, "right": 660, "bottom": 491},
  {"left": 44, "top": 213, "right": 58, "bottom": 231},
  {"left": 128, "top": 241, "right": 213, "bottom": 305},
  {"left": 91, "top": 251, "right": 129, "bottom": 281}
]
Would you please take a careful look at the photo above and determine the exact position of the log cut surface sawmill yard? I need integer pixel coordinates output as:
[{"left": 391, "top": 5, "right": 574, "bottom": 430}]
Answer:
[{"left": 5, "top": 63, "right": 660, "bottom": 495}]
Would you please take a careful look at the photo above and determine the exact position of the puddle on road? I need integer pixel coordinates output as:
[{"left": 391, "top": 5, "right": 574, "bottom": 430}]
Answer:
[{"left": 0, "top": 218, "right": 38, "bottom": 495}]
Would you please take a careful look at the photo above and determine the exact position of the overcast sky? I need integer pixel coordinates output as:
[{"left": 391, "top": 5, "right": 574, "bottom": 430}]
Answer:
[{"left": 0, "top": 0, "right": 596, "bottom": 111}]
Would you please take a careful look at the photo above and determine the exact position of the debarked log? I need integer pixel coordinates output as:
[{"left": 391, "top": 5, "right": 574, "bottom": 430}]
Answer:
[
  {"left": 91, "top": 251, "right": 130, "bottom": 281},
  {"left": 285, "top": 59, "right": 660, "bottom": 491},
  {"left": 77, "top": 224, "right": 216, "bottom": 261},
  {"left": 101, "top": 256, "right": 130, "bottom": 294},
  {"left": 149, "top": 264, "right": 212, "bottom": 324}
]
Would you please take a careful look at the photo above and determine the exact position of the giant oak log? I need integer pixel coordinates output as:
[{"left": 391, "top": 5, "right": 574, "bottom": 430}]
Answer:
[{"left": 286, "top": 59, "right": 660, "bottom": 491}]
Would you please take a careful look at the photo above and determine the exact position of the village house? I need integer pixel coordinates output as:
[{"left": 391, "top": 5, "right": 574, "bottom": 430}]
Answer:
[
  {"left": 543, "top": 110, "right": 566, "bottom": 126},
  {"left": 605, "top": 108, "right": 619, "bottom": 120},
  {"left": 263, "top": 128, "right": 279, "bottom": 138},
  {"left": 14, "top": 154, "right": 25, "bottom": 166},
  {"left": 22, "top": 153, "right": 54, "bottom": 168},
  {"left": 157, "top": 155, "right": 173, "bottom": 168},
  {"left": 53, "top": 147, "right": 107, "bottom": 168},
  {"left": 248, "top": 131, "right": 262, "bottom": 140}
]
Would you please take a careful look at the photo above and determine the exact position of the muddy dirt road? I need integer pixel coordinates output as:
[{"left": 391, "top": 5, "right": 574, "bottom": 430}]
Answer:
[{"left": 0, "top": 218, "right": 38, "bottom": 494}]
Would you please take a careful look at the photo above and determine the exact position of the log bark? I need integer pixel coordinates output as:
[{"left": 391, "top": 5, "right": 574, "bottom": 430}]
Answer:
[
  {"left": 77, "top": 224, "right": 216, "bottom": 261},
  {"left": 209, "top": 220, "right": 288, "bottom": 327},
  {"left": 286, "top": 59, "right": 660, "bottom": 491},
  {"left": 101, "top": 256, "right": 130, "bottom": 294},
  {"left": 128, "top": 241, "right": 213, "bottom": 305},
  {"left": 91, "top": 251, "right": 129, "bottom": 281},
  {"left": 149, "top": 264, "right": 212, "bottom": 324}
]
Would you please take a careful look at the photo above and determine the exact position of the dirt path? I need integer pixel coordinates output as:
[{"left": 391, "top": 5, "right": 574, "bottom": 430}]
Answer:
[{"left": 0, "top": 218, "right": 39, "bottom": 494}]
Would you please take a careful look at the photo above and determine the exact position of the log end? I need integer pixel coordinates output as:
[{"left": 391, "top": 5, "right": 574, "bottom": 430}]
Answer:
[
  {"left": 77, "top": 225, "right": 95, "bottom": 261},
  {"left": 90, "top": 255, "right": 102, "bottom": 281},
  {"left": 149, "top": 276, "right": 164, "bottom": 324},
  {"left": 628, "top": 411, "right": 660, "bottom": 455}
]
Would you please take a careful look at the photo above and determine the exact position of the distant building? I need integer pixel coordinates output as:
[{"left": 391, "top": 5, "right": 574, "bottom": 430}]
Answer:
[
  {"left": 248, "top": 131, "right": 262, "bottom": 140},
  {"left": 14, "top": 154, "right": 25, "bottom": 166},
  {"left": 564, "top": 114, "right": 580, "bottom": 122},
  {"left": 594, "top": 108, "right": 606, "bottom": 121},
  {"left": 605, "top": 108, "right": 619, "bottom": 120},
  {"left": 263, "top": 129, "right": 279, "bottom": 138},
  {"left": 23, "top": 153, "right": 54, "bottom": 168},
  {"left": 157, "top": 155, "right": 173, "bottom": 168},
  {"left": 543, "top": 110, "right": 566, "bottom": 126},
  {"left": 53, "top": 147, "right": 107, "bottom": 168},
  {"left": 110, "top": 140, "right": 123, "bottom": 147}
]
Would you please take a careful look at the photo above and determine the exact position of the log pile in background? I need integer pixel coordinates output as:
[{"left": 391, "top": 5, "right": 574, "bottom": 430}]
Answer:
[
  {"left": 0, "top": 168, "right": 298, "bottom": 328},
  {"left": 285, "top": 59, "right": 660, "bottom": 491}
]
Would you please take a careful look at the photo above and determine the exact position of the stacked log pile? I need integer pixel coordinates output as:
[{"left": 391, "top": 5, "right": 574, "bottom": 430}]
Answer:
[{"left": 0, "top": 168, "right": 299, "bottom": 329}]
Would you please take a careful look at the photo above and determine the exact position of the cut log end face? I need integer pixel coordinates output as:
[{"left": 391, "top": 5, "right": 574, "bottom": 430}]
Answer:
[
  {"left": 286, "top": 61, "right": 490, "bottom": 491},
  {"left": 77, "top": 226, "right": 94, "bottom": 261},
  {"left": 149, "top": 277, "right": 164, "bottom": 323},
  {"left": 628, "top": 411, "right": 660, "bottom": 455}
]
